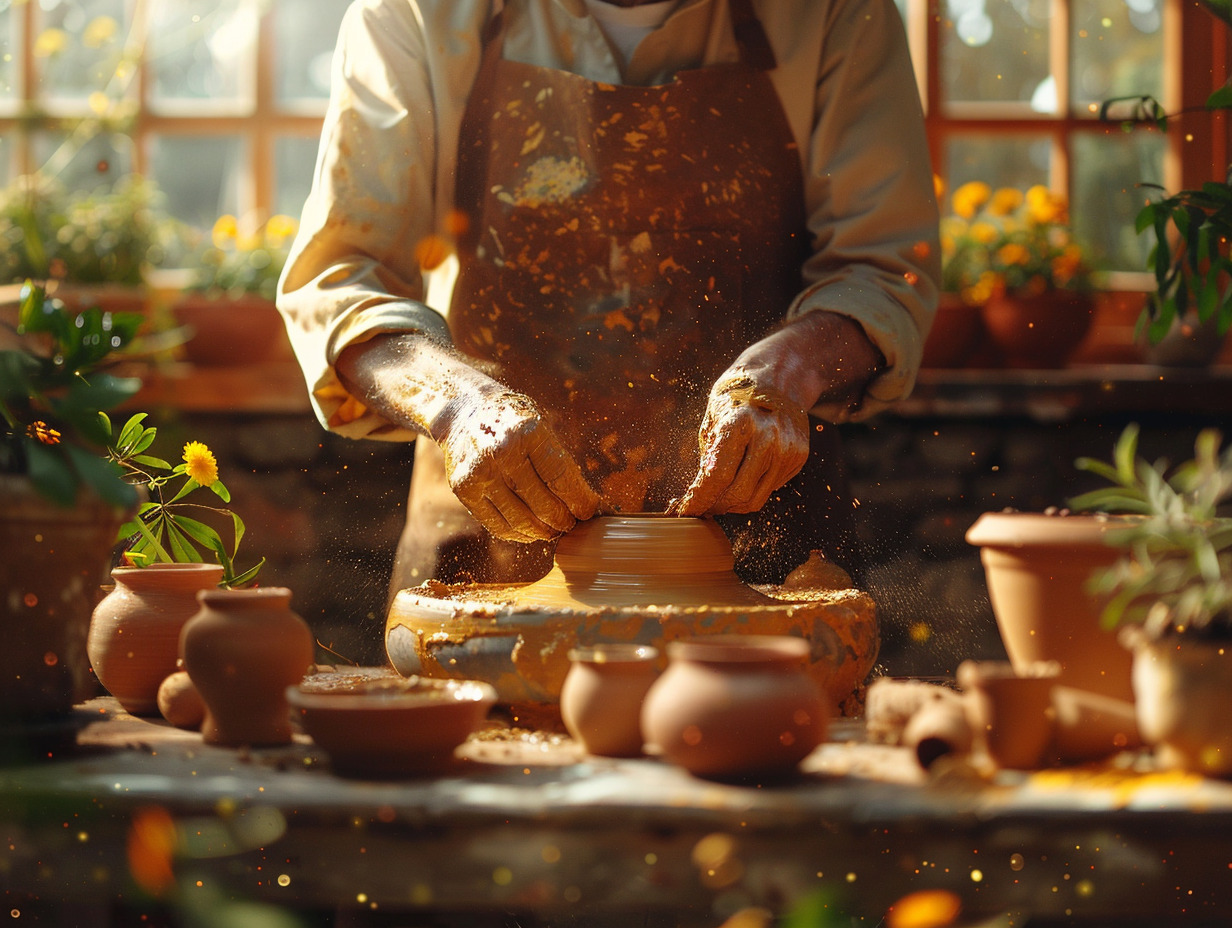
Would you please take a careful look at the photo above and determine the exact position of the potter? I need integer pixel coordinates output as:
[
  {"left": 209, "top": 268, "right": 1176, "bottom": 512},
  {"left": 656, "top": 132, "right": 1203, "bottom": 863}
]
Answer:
[{"left": 277, "top": 0, "right": 938, "bottom": 598}]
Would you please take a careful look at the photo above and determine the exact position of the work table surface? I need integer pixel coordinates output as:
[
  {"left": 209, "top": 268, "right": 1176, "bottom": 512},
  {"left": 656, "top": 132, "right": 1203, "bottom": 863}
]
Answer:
[{"left": 3, "top": 695, "right": 1231, "bottom": 927}]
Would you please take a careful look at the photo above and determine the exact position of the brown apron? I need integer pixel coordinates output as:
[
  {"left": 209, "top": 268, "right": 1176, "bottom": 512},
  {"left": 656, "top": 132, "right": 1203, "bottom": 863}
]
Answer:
[{"left": 392, "top": 0, "right": 861, "bottom": 592}]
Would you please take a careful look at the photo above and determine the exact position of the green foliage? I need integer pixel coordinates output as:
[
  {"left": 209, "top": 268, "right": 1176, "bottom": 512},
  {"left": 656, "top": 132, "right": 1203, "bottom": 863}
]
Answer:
[
  {"left": 0, "top": 282, "right": 142, "bottom": 507},
  {"left": 1070, "top": 424, "right": 1232, "bottom": 638},
  {"left": 109, "top": 413, "right": 264, "bottom": 589},
  {"left": 0, "top": 173, "right": 176, "bottom": 286}
]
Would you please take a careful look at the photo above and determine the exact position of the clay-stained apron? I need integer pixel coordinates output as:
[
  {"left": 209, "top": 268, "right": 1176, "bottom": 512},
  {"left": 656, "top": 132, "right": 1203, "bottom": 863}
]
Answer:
[{"left": 394, "top": 0, "right": 853, "bottom": 589}]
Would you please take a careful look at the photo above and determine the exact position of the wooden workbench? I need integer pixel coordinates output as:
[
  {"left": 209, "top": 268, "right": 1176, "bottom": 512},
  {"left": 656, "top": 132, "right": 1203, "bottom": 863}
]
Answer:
[{"left": 3, "top": 695, "right": 1231, "bottom": 927}]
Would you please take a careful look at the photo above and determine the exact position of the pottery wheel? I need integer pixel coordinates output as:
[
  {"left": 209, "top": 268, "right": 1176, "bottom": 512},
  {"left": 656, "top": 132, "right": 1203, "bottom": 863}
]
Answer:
[{"left": 386, "top": 515, "right": 879, "bottom": 716}]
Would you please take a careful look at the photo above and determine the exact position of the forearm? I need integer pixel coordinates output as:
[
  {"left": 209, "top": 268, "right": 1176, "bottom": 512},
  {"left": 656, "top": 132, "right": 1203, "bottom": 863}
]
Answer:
[
  {"left": 729, "top": 311, "right": 885, "bottom": 416},
  {"left": 335, "top": 332, "right": 504, "bottom": 444}
]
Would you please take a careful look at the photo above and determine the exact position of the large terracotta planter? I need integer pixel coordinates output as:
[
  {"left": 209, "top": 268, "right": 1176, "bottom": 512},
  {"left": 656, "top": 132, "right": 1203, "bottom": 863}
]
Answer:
[
  {"left": 965, "top": 511, "right": 1135, "bottom": 701},
  {"left": 181, "top": 586, "right": 315, "bottom": 746},
  {"left": 979, "top": 291, "right": 1094, "bottom": 368},
  {"left": 171, "top": 292, "right": 289, "bottom": 366},
  {"left": 1126, "top": 630, "right": 1232, "bottom": 778},
  {"left": 88, "top": 563, "right": 225, "bottom": 715},
  {"left": 0, "top": 477, "right": 126, "bottom": 723},
  {"left": 922, "top": 293, "right": 984, "bottom": 369}
]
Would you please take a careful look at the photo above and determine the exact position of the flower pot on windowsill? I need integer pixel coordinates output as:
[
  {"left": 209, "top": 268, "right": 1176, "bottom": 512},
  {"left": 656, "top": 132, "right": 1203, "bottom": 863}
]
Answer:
[
  {"left": 1138, "top": 310, "right": 1227, "bottom": 368},
  {"left": 922, "top": 293, "right": 985, "bottom": 369},
  {"left": 979, "top": 290, "right": 1095, "bottom": 369},
  {"left": 171, "top": 291, "right": 290, "bottom": 367}
]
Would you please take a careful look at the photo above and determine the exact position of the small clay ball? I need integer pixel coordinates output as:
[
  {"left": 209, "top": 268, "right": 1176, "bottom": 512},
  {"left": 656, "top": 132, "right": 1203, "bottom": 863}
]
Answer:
[{"left": 157, "top": 671, "right": 206, "bottom": 730}]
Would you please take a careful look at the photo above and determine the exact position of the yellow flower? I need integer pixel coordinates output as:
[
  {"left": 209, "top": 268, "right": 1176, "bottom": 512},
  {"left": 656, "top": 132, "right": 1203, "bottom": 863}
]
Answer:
[
  {"left": 27, "top": 421, "right": 62, "bottom": 445},
  {"left": 987, "top": 187, "right": 1024, "bottom": 217},
  {"left": 951, "top": 181, "right": 992, "bottom": 220},
  {"left": 1026, "top": 185, "right": 1065, "bottom": 225},
  {"left": 182, "top": 441, "right": 219, "bottom": 487},
  {"left": 82, "top": 15, "right": 119, "bottom": 49},
  {"left": 211, "top": 215, "right": 239, "bottom": 250},
  {"left": 997, "top": 242, "right": 1031, "bottom": 267},
  {"left": 34, "top": 28, "right": 69, "bottom": 58},
  {"left": 263, "top": 215, "right": 299, "bottom": 248}
]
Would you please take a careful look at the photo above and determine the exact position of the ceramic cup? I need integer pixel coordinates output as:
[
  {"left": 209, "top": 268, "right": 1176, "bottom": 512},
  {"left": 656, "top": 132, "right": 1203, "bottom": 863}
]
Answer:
[{"left": 959, "top": 659, "right": 1060, "bottom": 771}]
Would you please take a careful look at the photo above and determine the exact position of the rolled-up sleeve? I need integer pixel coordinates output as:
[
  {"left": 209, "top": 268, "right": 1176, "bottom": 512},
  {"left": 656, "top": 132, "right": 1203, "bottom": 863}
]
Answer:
[
  {"left": 277, "top": 0, "right": 463, "bottom": 440},
  {"left": 777, "top": 0, "right": 940, "bottom": 423}
]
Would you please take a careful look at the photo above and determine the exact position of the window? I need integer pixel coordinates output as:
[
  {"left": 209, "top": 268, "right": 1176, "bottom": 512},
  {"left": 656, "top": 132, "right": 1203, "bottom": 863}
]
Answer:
[
  {"left": 0, "top": 0, "right": 346, "bottom": 236},
  {"left": 899, "top": 0, "right": 1232, "bottom": 280}
]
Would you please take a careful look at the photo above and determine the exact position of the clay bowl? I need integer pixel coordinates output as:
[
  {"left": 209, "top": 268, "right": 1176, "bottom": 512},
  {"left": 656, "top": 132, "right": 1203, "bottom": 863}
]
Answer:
[
  {"left": 386, "top": 514, "right": 879, "bottom": 717},
  {"left": 287, "top": 673, "right": 497, "bottom": 777}
]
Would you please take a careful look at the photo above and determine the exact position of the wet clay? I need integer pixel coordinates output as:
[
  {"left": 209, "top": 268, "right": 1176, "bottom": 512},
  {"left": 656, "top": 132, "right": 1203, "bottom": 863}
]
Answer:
[{"left": 386, "top": 515, "right": 879, "bottom": 716}]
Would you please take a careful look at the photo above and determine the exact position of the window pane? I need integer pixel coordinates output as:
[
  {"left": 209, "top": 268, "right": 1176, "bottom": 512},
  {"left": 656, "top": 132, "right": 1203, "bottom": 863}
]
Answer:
[
  {"left": 275, "top": 135, "right": 320, "bottom": 219},
  {"left": 32, "top": 130, "right": 133, "bottom": 188},
  {"left": 148, "top": 0, "right": 256, "bottom": 110},
  {"left": 944, "top": 134, "right": 1052, "bottom": 193},
  {"left": 1071, "top": 129, "right": 1165, "bottom": 273},
  {"left": 148, "top": 134, "right": 244, "bottom": 230},
  {"left": 0, "top": 3, "right": 18, "bottom": 102},
  {"left": 1071, "top": 0, "right": 1164, "bottom": 109},
  {"left": 34, "top": 0, "right": 130, "bottom": 103},
  {"left": 943, "top": 0, "right": 1052, "bottom": 109},
  {"left": 275, "top": 0, "right": 347, "bottom": 105}
]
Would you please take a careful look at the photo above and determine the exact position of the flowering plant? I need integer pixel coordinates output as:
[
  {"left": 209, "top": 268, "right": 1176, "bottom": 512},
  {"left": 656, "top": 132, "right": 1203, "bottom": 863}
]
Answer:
[
  {"left": 1, "top": 282, "right": 143, "bottom": 508},
  {"left": 187, "top": 213, "right": 299, "bottom": 301},
  {"left": 109, "top": 414, "right": 264, "bottom": 588},
  {"left": 940, "top": 183, "right": 1095, "bottom": 305}
]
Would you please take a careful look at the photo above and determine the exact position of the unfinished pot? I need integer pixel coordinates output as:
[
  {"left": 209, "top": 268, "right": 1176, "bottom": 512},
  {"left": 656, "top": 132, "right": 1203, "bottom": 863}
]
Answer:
[
  {"left": 181, "top": 587, "right": 315, "bottom": 746},
  {"left": 1125, "top": 629, "right": 1232, "bottom": 778},
  {"left": 560, "top": 644, "right": 660, "bottom": 757},
  {"left": 641, "top": 634, "right": 827, "bottom": 780},
  {"left": 965, "top": 511, "right": 1136, "bottom": 701},
  {"left": 386, "top": 514, "right": 879, "bottom": 719},
  {"left": 89, "top": 563, "right": 224, "bottom": 715}
]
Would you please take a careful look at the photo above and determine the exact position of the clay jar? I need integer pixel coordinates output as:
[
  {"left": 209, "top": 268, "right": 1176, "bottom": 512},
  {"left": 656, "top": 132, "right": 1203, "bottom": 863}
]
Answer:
[
  {"left": 641, "top": 635, "right": 827, "bottom": 780},
  {"left": 89, "top": 563, "right": 225, "bottom": 715},
  {"left": 560, "top": 644, "right": 660, "bottom": 757},
  {"left": 180, "top": 587, "right": 315, "bottom": 746}
]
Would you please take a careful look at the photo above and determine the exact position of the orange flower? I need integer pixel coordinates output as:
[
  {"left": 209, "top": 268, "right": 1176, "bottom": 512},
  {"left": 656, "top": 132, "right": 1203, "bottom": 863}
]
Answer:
[
  {"left": 987, "top": 187, "right": 1024, "bottom": 217},
  {"left": 951, "top": 181, "right": 991, "bottom": 220},
  {"left": 26, "top": 420, "right": 62, "bottom": 445}
]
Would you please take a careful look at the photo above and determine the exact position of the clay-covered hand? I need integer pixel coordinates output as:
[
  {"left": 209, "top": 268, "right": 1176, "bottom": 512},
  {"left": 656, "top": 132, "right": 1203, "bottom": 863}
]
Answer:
[
  {"left": 672, "top": 372, "right": 810, "bottom": 516},
  {"left": 435, "top": 390, "right": 602, "bottom": 542}
]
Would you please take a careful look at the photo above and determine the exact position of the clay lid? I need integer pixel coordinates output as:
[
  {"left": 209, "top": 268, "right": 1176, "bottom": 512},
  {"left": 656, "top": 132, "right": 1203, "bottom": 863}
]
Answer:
[{"left": 511, "top": 514, "right": 775, "bottom": 609}]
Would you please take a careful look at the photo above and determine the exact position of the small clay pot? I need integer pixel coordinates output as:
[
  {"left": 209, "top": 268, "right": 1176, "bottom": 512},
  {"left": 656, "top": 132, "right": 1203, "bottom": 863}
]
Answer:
[
  {"left": 641, "top": 635, "right": 827, "bottom": 780},
  {"left": 560, "top": 644, "right": 660, "bottom": 757},
  {"left": 89, "top": 563, "right": 225, "bottom": 715},
  {"left": 181, "top": 587, "right": 315, "bottom": 746},
  {"left": 959, "top": 659, "right": 1059, "bottom": 771}
]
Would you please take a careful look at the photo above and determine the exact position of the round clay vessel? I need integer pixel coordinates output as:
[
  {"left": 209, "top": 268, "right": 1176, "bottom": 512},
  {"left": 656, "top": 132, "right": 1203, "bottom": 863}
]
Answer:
[
  {"left": 156, "top": 669, "right": 206, "bottom": 730},
  {"left": 640, "top": 634, "right": 827, "bottom": 780},
  {"left": 181, "top": 587, "right": 315, "bottom": 746},
  {"left": 89, "top": 563, "right": 224, "bottom": 715},
  {"left": 387, "top": 515, "right": 878, "bottom": 717},
  {"left": 965, "top": 511, "right": 1136, "bottom": 701},
  {"left": 959, "top": 659, "right": 1059, "bottom": 771},
  {"left": 560, "top": 644, "right": 660, "bottom": 757}
]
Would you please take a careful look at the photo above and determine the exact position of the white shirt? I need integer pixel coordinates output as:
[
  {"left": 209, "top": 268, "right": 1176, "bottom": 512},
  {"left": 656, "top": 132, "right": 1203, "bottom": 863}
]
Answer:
[
  {"left": 278, "top": 0, "right": 940, "bottom": 439},
  {"left": 583, "top": 0, "right": 679, "bottom": 71}
]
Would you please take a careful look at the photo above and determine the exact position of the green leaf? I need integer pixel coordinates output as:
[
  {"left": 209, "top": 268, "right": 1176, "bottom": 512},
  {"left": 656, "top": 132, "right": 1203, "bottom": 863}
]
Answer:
[
  {"left": 64, "top": 444, "right": 137, "bottom": 509},
  {"left": 172, "top": 515, "right": 226, "bottom": 552},
  {"left": 165, "top": 520, "right": 203, "bottom": 563},
  {"left": 24, "top": 440, "right": 79, "bottom": 507},
  {"left": 209, "top": 479, "right": 232, "bottom": 504},
  {"left": 225, "top": 558, "right": 265, "bottom": 589},
  {"left": 133, "top": 454, "right": 172, "bottom": 469}
]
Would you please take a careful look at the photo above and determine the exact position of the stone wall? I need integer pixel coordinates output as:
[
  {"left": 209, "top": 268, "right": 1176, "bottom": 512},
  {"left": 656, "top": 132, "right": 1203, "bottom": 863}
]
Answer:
[{"left": 153, "top": 403, "right": 1218, "bottom": 680}]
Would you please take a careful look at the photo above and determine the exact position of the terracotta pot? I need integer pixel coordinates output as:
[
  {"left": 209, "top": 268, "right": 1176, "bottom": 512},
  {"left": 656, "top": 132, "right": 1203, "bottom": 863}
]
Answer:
[
  {"left": 181, "top": 586, "right": 315, "bottom": 746},
  {"left": 1138, "top": 311, "right": 1227, "bottom": 368},
  {"left": 979, "top": 291, "right": 1094, "bottom": 368},
  {"left": 89, "top": 563, "right": 225, "bottom": 715},
  {"left": 560, "top": 644, "right": 660, "bottom": 757},
  {"left": 0, "top": 477, "right": 127, "bottom": 722},
  {"left": 171, "top": 292, "right": 289, "bottom": 366},
  {"left": 965, "top": 511, "right": 1136, "bottom": 701},
  {"left": 640, "top": 635, "right": 827, "bottom": 780},
  {"left": 156, "top": 670, "right": 206, "bottom": 730},
  {"left": 922, "top": 294, "right": 984, "bottom": 369},
  {"left": 1126, "top": 630, "right": 1232, "bottom": 777},
  {"left": 959, "top": 659, "right": 1059, "bottom": 771}
]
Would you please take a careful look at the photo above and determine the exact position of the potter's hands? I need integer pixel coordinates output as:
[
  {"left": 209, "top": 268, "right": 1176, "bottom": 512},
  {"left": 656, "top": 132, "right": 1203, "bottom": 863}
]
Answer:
[
  {"left": 672, "top": 311, "right": 884, "bottom": 516},
  {"left": 335, "top": 332, "right": 600, "bottom": 542},
  {"left": 672, "top": 373, "right": 810, "bottom": 516},
  {"left": 433, "top": 389, "right": 601, "bottom": 542}
]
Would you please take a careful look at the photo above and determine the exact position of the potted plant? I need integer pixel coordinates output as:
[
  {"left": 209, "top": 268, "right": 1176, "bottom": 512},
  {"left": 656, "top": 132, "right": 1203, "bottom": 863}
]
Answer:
[
  {"left": 1072, "top": 423, "right": 1232, "bottom": 777},
  {"left": 0, "top": 173, "right": 175, "bottom": 316},
  {"left": 171, "top": 213, "right": 297, "bottom": 366},
  {"left": 940, "top": 182, "right": 1096, "bottom": 368},
  {"left": 1, "top": 282, "right": 143, "bottom": 727}
]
